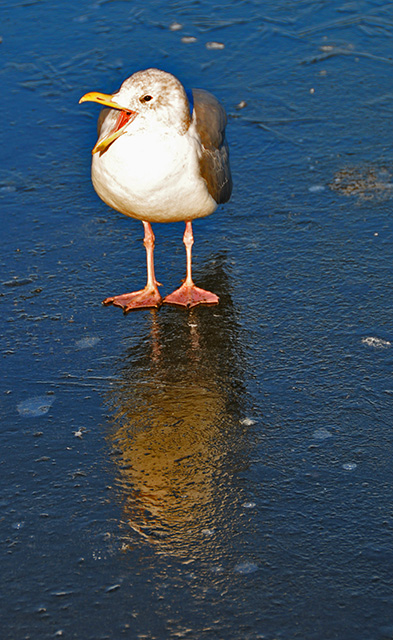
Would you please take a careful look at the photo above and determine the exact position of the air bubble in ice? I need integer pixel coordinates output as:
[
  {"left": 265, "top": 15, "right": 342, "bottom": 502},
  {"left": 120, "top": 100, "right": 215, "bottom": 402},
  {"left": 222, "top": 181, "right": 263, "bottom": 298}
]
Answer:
[
  {"left": 362, "top": 337, "right": 391, "bottom": 348},
  {"left": 17, "top": 395, "right": 55, "bottom": 418},
  {"left": 76, "top": 336, "right": 100, "bottom": 349},
  {"left": 308, "top": 185, "right": 325, "bottom": 193},
  {"left": 240, "top": 418, "right": 256, "bottom": 426},
  {"left": 234, "top": 561, "right": 258, "bottom": 574},
  {"left": 342, "top": 462, "right": 357, "bottom": 471},
  {"left": 313, "top": 428, "right": 333, "bottom": 440}
]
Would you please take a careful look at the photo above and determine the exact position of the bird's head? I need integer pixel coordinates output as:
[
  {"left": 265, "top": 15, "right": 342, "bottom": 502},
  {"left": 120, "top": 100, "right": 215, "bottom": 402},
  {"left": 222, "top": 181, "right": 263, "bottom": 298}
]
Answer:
[{"left": 79, "top": 68, "right": 192, "bottom": 154}]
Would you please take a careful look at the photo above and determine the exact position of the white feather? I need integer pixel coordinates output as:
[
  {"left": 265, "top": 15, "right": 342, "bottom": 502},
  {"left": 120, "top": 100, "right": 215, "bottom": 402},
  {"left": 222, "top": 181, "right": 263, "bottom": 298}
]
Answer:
[{"left": 91, "top": 116, "right": 217, "bottom": 224}]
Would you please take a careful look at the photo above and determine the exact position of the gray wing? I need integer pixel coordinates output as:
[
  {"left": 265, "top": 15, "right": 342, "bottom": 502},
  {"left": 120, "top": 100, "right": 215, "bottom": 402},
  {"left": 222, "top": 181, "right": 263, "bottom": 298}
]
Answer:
[{"left": 192, "top": 88, "right": 232, "bottom": 204}]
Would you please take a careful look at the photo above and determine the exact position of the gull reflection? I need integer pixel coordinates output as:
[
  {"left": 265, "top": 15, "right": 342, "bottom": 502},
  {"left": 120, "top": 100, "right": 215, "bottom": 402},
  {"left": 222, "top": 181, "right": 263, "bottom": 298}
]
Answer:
[{"left": 106, "top": 263, "right": 250, "bottom": 558}]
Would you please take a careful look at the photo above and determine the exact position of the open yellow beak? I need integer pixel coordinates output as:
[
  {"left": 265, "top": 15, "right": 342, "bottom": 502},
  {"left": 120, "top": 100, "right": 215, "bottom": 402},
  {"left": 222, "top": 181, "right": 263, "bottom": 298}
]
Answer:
[{"left": 79, "top": 91, "right": 137, "bottom": 154}]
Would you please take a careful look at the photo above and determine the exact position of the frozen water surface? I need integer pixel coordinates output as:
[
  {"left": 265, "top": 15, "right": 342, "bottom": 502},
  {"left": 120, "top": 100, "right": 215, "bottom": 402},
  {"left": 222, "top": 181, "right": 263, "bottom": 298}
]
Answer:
[{"left": 1, "top": 0, "right": 393, "bottom": 639}]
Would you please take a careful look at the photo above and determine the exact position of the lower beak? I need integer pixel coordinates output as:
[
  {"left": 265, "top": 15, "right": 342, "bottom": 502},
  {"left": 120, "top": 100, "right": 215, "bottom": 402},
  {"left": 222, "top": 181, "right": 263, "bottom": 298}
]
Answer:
[{"left": 79, "top": 91, "right": 137, "bottom": 154}]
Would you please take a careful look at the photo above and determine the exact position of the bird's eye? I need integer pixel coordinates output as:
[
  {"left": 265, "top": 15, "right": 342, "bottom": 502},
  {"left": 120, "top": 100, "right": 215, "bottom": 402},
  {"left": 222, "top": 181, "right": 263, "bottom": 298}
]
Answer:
[{"left": 140, "top": 94, "right": 153, "bottom": 103}]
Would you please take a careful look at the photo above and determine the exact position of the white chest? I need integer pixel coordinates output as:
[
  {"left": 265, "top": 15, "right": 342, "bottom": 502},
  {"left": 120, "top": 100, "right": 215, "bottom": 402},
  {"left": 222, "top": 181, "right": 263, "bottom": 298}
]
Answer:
[{"left": 91, "top": 127, "right": 216, "bottom": 223}]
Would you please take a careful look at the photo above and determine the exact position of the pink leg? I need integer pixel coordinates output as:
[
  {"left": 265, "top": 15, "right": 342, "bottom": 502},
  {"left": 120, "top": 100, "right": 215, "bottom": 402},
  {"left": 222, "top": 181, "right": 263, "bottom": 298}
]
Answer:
[
  {"left": 163, "top": 221, "right": 219, "bottom": 308},
  {"left": 103, "top": 221, "right": 162, "bottom": 312}
]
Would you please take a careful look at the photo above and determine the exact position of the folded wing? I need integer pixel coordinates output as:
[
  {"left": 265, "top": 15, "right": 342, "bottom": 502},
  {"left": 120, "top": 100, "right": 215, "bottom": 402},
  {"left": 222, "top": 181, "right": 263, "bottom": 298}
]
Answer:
[{"left": 192, "top": 88, "right": 232, "bottom": 205}]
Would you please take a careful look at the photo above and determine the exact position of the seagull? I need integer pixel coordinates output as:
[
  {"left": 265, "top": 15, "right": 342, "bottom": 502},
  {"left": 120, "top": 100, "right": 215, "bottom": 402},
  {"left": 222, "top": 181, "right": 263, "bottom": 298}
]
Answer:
[{"left": 79, "top": 68, "right": 232, "bottom": 311}]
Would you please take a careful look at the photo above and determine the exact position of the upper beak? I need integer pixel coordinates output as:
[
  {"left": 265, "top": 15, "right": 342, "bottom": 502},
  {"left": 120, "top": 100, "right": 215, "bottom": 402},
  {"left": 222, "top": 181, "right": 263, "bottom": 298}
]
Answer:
[
  {"left": 79, "top": 91, "right": 137, "bottom": 154},
  {"left": 79, "top": 91, "right": 127, "bottom": 111}
]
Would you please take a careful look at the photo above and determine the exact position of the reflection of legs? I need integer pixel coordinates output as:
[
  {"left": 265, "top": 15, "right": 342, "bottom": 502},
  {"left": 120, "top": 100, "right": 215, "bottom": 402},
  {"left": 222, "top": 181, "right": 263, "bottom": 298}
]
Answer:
[
  {"left": 103, "top": 221, "right": 162, "bottom": 312},
  {"left": 163, "top": 221, "right": 219, "bottom": 308}
]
